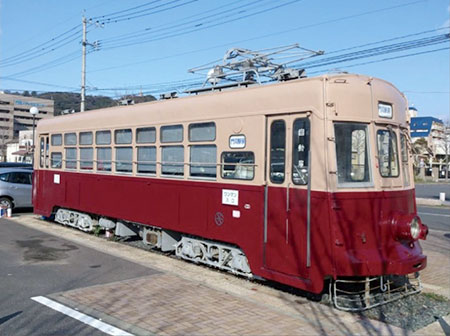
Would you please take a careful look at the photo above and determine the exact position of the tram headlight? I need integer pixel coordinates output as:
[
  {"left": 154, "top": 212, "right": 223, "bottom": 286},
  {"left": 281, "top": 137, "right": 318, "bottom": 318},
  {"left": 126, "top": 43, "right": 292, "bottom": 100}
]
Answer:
[
  {"left": 410, "top": 217, "right": 420, "bottom": 240},
  {"left": 392, "top": 215, "right": 425, "bottom": 241}
]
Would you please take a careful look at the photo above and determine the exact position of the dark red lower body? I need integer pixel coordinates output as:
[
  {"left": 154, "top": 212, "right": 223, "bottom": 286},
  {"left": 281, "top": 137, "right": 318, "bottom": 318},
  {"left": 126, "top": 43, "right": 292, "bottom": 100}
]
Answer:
[{"left": 33, "top": 170, "right": 426, "bottom": 294}]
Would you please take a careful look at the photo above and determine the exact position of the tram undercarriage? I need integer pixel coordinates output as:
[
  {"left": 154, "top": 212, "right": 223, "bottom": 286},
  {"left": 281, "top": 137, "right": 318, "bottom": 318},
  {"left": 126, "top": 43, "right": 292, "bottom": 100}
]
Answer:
[{"left": 52, "top": 207, "right": 422, "bottom": 311}]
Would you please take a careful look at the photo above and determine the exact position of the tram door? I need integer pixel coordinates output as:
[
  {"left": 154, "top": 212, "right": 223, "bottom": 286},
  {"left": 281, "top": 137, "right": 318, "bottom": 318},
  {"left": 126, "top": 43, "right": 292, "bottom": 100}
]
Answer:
[
  {"left": 38, "top": 134, "right": 50, "bottom": 169},
  {"left": 264, "top": 114, "right": 310, "bottom": 277}
]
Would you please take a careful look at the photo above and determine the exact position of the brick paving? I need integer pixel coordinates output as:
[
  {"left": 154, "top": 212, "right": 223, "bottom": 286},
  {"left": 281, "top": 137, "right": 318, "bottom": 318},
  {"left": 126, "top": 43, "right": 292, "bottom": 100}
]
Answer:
[
  {"left": 55, "top": 273, "right": 401, "bottom": 336},
  {"left": 419, "top": 230, "right": 450, "bottom": 299}
]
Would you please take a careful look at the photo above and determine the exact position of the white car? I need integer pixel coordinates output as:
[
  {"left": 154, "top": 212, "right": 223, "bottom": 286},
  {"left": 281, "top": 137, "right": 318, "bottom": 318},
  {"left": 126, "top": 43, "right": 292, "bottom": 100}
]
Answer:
[{"left": 0, "top": 168, "right": 33, "bottom": 209}]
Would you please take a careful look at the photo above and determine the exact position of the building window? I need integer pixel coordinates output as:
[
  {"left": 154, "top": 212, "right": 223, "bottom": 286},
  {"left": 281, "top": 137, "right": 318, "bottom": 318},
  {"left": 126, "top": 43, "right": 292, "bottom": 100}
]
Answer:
[
  {"left": 161, "top": 125, "right": 183, "bottom": 143},
  {"left": 162, "top": 146, "right": 184, "bottom": 176},
  {"left": 221, "top": 152, "right": 255, "bottom": 180},
  {"left": 189, "top": 122, "right": 216, "bottom": 142},
  {"left": 136, "top": 127, "right": 156, "bottom": 144},
  {"left": 190, "top": 145, "right": 216, "bottom": 178}
]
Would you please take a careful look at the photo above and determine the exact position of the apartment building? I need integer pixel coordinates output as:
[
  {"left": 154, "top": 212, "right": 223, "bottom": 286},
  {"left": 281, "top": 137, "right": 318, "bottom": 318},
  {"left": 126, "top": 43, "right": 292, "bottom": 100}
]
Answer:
[{"left": 0, "top": 92, "right": 54, "bottom": 160}]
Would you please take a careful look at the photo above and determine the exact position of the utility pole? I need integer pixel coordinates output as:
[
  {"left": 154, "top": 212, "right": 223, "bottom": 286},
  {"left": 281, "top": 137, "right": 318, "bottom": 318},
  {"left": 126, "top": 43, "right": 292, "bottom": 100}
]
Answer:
[{"left": 81, "top": 15, "right": 87, "bottom": 112}]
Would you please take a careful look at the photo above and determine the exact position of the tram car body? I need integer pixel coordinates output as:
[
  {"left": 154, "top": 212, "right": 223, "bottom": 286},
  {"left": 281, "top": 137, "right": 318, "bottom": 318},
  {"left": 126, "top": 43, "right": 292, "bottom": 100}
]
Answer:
[{"left": 33, "top": 73, "right": 428, "bottom": 308}]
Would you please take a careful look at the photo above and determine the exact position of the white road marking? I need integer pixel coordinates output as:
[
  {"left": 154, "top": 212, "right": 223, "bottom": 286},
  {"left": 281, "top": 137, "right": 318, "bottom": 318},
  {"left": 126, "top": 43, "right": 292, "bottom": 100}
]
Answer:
[
  {"left": 31, "top": 296, "right": 133, "bottom": 336},
  {"left": 418, "top": 212, "right": 450, "bottom": 218}
]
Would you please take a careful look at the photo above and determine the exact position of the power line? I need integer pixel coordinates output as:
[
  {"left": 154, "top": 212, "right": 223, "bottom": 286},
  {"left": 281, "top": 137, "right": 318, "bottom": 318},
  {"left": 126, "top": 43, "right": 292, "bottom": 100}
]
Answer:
[
  {"left": 0, "top": 25, "right": 81, "bottom": 67},
  {"left": 99, "top": 0, "right": 302, "bottom": 51},
  {"left": 89, "top": 0, "right": 429, "bottom": 73},
  {"left": 308, "top": 47, "right": 449, "bottom": 75},
  {"left": 0, "top": 76, "right": 80, "bottom": 91},
  {"left": 94, "top": 0, "right": 198, "bottom": 24},
  {"left": 90, "top": 39, "right": 448, "bottom": 95},
  {"left": 293, "top": 34, "right": 449, "bottom": 69},
  {"left": 90, "top": 0, "right": 165, "bottom": 20},
  {"left": 99, "top": 0, "right": 270, "bottom": 45}
]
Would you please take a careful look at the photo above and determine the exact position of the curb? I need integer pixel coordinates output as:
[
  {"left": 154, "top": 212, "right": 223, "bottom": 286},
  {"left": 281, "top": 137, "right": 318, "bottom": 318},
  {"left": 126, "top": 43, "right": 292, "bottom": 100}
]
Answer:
[{"left": 416, "top": 198, "right": 450, "bottom": 207}]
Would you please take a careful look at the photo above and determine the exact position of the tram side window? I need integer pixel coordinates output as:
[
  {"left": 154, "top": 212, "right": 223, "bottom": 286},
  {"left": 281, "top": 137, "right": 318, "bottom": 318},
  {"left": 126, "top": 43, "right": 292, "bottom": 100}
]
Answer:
[
  {"left": 65, "top": 148, "right": 77, "bottom": 169},
  {"left": 137, "top": 146, "right": 156, "bottom": 174},
  {"left": 377, "top": 129, "right": 399, "bottom": 177},
  {"left": 221, "top": 152, "right": 255, "bottom": 180},
  {"left": 115, "top": 129, "right": 132, "bottom": 144},
  {"left": 40, "top": 138, "right": 45, "bottom": 168},
  {"left": 190, "top": 145, "right": 217, "bottom": 178},
  {"left": 115, "top": 147, "right": 132, "bottom": 173},
  {"left": 51, "top": 134, "right": 62, "bottom": 146},
  {"left": 189, "top": 122, "right": 216, "bottom": 142},
  {"left": 64, "top": 133, "right": 77, "bottom": 145},
  {"left": 161, "top": 146, "right": 184, "bottom": 176},
  {"left": 161, "top": 125, "right": 183, "bottom": 143},
  {"left": 80, "top": 148, "right": 93, "bottom": 170},
  {"left": 80, "top": 132, "right": 93, "bottom": 145},
  {"left": 136, "top": 127, "right": 156, "bottom": 144},
  {"left": 401, "top": 134, "right": 410, "bottom": 187},
  {"left": 97, "top": 147, "right": 112, "bottom": 172},
  {"left": 292, "top": 119, "right": 310, "bottom": 185},
  {"left": 51, "top": 152, "right": 62, "bottom": 168},
  {"left": 270, "top": 120, "right": 285, "bottom": 183},
  {"left": 334, "top": 123, "right": 371, "bottom": 184},
  {"left": 96, "top": 130, "right": 111, "bottom": 145}
]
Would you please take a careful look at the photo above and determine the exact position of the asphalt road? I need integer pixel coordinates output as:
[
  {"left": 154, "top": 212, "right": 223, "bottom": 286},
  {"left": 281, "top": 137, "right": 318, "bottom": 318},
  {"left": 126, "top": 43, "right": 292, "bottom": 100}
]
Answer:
[
  {"left": 416, "top": 183, "right": 450, "bottom": 201},
  {"left": 417, "top": 205, "right": 450, "bottom": 232},
  {"left": 0, "top": 217, "right": 157, "bottom": 336}
]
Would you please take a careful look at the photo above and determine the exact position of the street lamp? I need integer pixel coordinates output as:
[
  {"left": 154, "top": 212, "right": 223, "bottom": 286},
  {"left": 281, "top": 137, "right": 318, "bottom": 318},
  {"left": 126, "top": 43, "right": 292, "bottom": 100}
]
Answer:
[{"left": 29, "top": 106, "right": 39, "bottom": 165}]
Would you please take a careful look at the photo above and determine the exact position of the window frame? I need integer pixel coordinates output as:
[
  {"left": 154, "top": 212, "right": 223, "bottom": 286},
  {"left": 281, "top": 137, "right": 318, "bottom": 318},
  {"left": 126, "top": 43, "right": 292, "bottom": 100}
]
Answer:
[
  {"left": 188, "top": 122, "right": 216, "bottom": 142},
  {"left": 291, "top": 118, "right": 310, "bottom": 186},
  {"left": 51, "top": 134, "right": 62, "bottom": 146},
  {"left": 136, "top": 127, "right": 156, "bottom": 144},
  {"left": 189, "top": 144, "right": 217, "bottom": 179},
  {"left": 65, "top": 147, "right": 77, "bottom": 170},
  {"left": 51, "top": 152, "right": 63, "bottom": 169},
  {"left": 161, "top": 124, "right": 183, "bottom": 143},
  {"left": 161, "top": 145, "right": 185, "bottom": 177},
  {"left": 137, "top": 145, "right": 157, "bottom": 175},
  {"left": 334, "top": 122, "right": 373, "bottom": 188},
  {"left": 269, "top": 120, "right": 286, "bottom": 184},
  {"left": 377, "top": 128, "right": 400, "bottom": 178},
  {"left": 221, "top": 151, "right": 255, "bottom": 181}
]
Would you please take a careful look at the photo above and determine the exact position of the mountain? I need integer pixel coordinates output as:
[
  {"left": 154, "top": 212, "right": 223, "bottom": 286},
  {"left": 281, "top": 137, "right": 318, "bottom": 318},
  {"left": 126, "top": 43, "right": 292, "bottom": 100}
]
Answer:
[{"left": 36, "top": 92, "right": 156, "bottom": 116}]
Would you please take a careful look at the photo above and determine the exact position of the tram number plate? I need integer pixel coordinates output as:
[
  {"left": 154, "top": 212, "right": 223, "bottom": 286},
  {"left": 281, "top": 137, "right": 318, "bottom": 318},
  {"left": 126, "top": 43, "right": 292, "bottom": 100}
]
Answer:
[{"left": 222, "top": 189, "right": 239, "bottom": 206}]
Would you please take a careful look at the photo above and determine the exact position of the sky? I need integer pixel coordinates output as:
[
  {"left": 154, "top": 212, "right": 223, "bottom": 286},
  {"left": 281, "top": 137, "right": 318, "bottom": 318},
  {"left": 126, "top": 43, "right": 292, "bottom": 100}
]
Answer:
[{"left": 0, "top": 0, "right": 449, "bottom": 121}]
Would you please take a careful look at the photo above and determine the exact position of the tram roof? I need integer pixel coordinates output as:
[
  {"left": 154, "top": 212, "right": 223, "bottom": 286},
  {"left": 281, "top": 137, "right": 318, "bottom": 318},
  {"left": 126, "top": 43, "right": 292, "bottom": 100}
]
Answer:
[{"left": 36, "top": 73, "right": 403, "bottom": 133}]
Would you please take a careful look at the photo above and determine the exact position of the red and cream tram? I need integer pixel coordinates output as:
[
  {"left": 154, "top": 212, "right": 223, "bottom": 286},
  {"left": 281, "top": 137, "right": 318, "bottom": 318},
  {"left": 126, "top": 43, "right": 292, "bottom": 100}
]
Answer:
[{"left": 33, "top": 73, "right": 428, "bottom": 309}]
